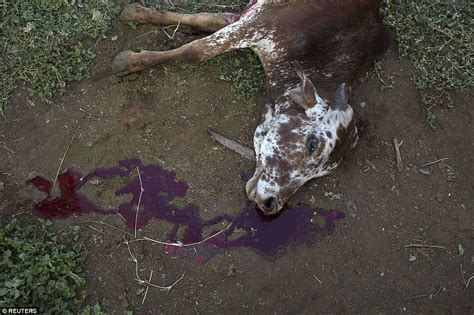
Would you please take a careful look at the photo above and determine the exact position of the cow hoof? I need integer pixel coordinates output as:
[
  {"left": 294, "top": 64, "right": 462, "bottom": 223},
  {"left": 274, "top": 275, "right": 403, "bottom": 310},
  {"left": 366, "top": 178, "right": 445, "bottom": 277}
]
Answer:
[
  {"left": 120, "top": 3, "right": 147, "bottom": 23},
  {"left": 112, "top": 50, "right": 143, "bottom": 77}
]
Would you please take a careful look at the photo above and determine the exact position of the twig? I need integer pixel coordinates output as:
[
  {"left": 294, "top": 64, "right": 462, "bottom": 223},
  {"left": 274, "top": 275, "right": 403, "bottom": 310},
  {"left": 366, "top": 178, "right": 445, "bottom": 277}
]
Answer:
[
  {"left": 422, "top": 158, "right": 449, "bottom": 168},
  {"left": 79, "top": 107, "right": 112, "bottom": 118},
  {"left": 88, "top": 225, "right": 106, "bottom": 235},
  {"left": 460, "top": 264, "right": 474, "bottom": 289},
  {"left": 405, "top": 286, "right": 445, "bottom": 301},
  {"left": 135, "top": 166, "right": 144, "bottom": 239},
  {"left": 365, "top": 159, "right": 376, "bottom": 170},
  {"left": 208, "top": 129, "right": 255, "bottom": 161},
  {"left": 161, "top": 20, "right": 181, "bottom": 39},
  {"left": 405, "top": 243, "right": 447, "bottom": 250},
  {"left": 52, "top": 134, "right": 76, "bottom": 192},
  {"left": 171, "top": 20, "right": 181, "bottom": 38},
  {"left": 140, "top": 223, "right": 232, "bottom": 248},
  {"left": 140, "top": 272, "right": 185, "bottom": 291},
  {"left": 1, "top": 143, "right": 14, "bottom": 154},
  {"left": 142, "top": 270, "right": 153, "bottom": 305},
  {"left": 374, "top": 62, "right": 393, "bottom": 88},
  {"left": 313, "top": 274, "right": 322, "bottom": 284},
  {"left": 124, "top": 238, "right": 185, "bottom": 292},
  {"left": 393, "top": 137, "right": 404, "bottom": 173},
  {"left": 58, "top": 220, "right": 133, "bottom": 237}
]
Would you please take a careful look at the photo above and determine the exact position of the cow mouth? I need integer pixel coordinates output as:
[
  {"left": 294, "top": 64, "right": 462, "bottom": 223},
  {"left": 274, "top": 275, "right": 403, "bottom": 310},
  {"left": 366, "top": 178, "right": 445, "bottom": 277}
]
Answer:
[
  {"left": 257, "top": 196, "right": 283, "bottom": 215},
  {"left": 245, "top": 170, "right": 285, "bottom": 215}
]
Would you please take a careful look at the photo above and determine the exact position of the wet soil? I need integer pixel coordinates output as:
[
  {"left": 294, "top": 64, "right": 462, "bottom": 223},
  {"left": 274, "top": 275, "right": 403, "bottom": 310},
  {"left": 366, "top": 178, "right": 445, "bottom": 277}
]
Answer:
[{"left": 0, "top": 19, "right": 473, "bottom": 314}]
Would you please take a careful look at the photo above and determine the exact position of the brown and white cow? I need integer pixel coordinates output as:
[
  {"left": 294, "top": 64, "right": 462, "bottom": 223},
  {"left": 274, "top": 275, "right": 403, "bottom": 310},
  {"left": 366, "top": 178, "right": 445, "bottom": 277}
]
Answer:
[{"left": 112, "top": 0, "right": 390, "bottom": 215}]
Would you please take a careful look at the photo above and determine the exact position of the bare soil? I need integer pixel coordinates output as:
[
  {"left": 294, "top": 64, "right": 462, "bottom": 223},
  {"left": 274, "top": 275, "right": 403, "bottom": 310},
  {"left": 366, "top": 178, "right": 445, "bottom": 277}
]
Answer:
[{"left": 1, "top": 21, "right": 473, "bottom": 314}]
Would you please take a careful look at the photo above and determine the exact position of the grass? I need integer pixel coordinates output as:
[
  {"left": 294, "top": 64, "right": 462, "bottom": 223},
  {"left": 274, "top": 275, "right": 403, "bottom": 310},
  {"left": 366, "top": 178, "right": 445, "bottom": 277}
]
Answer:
[
  {"left": 0, "top": 219, "right": 87, "bottom": 313},
  {"left": 215, "top": 51, "right": 266, "bottom": 101},
  {"left": 0, "top": 0, "right": 119, "bottom": 115},
  {"left": 381, "top": 0, "right": 473, "bottom": 127},
  {"left": 143, "top": 0, "right": 265, "bottom": 101}
]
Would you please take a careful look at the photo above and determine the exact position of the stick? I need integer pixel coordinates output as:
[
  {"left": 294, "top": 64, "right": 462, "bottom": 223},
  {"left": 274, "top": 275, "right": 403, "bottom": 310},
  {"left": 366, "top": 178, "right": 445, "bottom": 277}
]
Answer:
[
  {"left": 422, "top": 158, "right": 449, "bottom": 168},
  {"left": 313, "top": 274, "right": 322, "bottom": 284},
  {"left": 141, "top": 223, "right": 232, "bottom": 248},
  {"left": 139, "top": 272, "right": 185, "bottom": 292},
  {"left": 58, "top": 220, "right": 133, "bottom": 237},
  {"left": 460, "top": 264, "right": 474, "bottom": 289},
  {"left": 52, "top": 134, "right": 76, "bottom": 193},
  {"left": 124, "top": 238, "right": 185, "bottom": 291},
  {"left": 142, "top": 270, "right": 153, "bottom": 305},
  {"left": 1, "top": 143, "right": 14, "bottom": 154},
  {"left": 161, "top": 20, "right": 181, "bottom": 39},
  {"left": 405, "top": 244, "right": 447, "bottom": 250},
  {"left": 208, "top": 129, "right": 255, "bottom": 161},
  {"left": 135, "top": 166, "right": 144, "bottom": 239},
  {"left": 393, "top": 137, "right": 404, "bottom": 173}
]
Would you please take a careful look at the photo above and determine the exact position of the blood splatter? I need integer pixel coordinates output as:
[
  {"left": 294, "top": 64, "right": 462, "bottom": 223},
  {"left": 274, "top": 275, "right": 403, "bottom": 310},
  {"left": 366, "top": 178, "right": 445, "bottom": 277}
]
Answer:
[{"left": 28, "top": 159, "right": 344, "bottom": 261}]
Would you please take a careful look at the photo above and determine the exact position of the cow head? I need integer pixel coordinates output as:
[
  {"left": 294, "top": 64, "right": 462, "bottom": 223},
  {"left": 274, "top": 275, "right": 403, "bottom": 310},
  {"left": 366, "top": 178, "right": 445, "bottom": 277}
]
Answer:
[{"left": 246, "top": 63, "right": 358, "bottom": 215}]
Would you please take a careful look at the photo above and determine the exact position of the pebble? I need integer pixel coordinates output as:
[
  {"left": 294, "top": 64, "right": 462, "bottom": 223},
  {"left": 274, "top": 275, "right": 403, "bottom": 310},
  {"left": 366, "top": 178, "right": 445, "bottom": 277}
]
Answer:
[{"left": 0, "top": 182, "right": 4, "bottom": 191}]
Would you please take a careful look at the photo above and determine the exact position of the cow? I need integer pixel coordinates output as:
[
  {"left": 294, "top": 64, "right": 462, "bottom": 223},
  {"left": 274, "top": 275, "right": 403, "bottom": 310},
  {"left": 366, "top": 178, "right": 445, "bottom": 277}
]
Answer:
[{"left": 112, "top": 0, "right": 390, "bottom": 215}]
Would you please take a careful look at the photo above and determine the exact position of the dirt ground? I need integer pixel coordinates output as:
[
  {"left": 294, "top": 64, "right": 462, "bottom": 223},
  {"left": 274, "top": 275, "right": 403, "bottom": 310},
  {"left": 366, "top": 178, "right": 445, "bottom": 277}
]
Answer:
[{"left": 1, "top": 17, "right": 473, "bottom": 314}]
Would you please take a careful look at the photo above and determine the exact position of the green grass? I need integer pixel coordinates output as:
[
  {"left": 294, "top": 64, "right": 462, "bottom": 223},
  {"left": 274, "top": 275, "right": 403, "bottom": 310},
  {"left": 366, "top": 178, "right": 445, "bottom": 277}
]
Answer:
[
  {"left": 381, "top": 0, "right": 473, "bottom": 127},
  {"left": 217, "top": 51, "right": 266, "bottom": 101},
  {"left": 0, "top": 0, "right": 119, "bottom": 114},
  {"left": 0, "top": 219, "right": 87, "bottom": 313},
  {"left": 143, "top": 0, "right": 265, "bottom": 101}
]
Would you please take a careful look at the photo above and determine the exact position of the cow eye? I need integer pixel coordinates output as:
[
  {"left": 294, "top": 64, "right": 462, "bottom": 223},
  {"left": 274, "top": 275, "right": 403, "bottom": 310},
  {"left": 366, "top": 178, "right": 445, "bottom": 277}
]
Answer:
[{"left": 306, "top": 135, "right": 319, "bottom": 154}]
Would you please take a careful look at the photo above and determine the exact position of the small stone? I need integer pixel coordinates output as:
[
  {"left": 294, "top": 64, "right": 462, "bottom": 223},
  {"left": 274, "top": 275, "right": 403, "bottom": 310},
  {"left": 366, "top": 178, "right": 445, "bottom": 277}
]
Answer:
[
  {"left": 0, "top": 182, "right": 4, "bottom": 191},
  {"left": 227, "top": 264, "right": 237, "bottom": 277},
  {"left": 419, "top": 167, "right": 432, "bottom": 176},
  {"left": 85, "top": 141, "right": 94, "bottom": 148}
]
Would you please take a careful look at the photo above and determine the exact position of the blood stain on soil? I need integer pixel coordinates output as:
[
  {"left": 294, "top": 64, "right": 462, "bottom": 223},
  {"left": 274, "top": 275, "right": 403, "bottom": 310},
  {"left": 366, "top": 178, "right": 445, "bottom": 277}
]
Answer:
[{"left": 27, "top": 159, "right": 344, "bottom": 261}]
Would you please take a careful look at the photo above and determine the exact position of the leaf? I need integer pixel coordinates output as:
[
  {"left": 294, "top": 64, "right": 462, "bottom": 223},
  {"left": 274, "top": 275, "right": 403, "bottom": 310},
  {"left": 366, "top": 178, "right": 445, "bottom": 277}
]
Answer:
[
  {"left": 91, "top": 10, "right": 104, "bottom": 22},
  {"left": 93, "top": 302, "right": 102, "bottom": 315}
]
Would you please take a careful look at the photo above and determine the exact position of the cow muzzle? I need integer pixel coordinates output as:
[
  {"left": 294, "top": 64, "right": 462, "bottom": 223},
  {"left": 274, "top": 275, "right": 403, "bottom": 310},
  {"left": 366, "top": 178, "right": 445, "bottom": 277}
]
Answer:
[{"left": 246, "top": 170, "right": 284, "bottom": 215}]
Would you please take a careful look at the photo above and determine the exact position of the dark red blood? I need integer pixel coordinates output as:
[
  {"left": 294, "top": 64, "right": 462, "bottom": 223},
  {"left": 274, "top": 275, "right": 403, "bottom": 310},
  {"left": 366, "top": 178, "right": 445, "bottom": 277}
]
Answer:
[
  {"left": 28, "top": 159, "right": 344, "bottom": 261},
  {"left": 232, "top": 0, "right": 259, "bottom": 22}
]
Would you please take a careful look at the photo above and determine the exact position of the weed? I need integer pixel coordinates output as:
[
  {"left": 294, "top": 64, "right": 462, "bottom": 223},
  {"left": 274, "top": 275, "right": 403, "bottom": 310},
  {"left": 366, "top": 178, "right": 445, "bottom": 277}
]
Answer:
[
  {"left": 217, "top": 51, "right": 266, "bottom": 101},
  {"left": 324, "top": 191, "right": 343, "bottom": 201},
  {"left": 381, "top": 0, "right": 473, "bottom": 127},
  {"left": 80, "top": 302, "right": 107, "bottom": 315},
  {"left": 0, "top": 0, "right": 119, "bottom": 114},
  {"left": 141, "top": 1, "right": 265, "bottom": 100},
  {"left": 0, "top": 218, "right": 87, "bottom": 313}
]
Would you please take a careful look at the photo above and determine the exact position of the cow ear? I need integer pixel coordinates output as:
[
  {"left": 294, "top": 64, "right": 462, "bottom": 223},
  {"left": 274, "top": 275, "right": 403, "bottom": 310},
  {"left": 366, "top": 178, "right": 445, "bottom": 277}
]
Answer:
[{"left": 289, "top": 62, "right": 317, "bottom": 109}]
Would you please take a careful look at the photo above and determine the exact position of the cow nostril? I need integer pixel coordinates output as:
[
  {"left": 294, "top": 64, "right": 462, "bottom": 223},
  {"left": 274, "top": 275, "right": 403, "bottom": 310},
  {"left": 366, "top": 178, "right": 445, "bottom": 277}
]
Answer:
[{"left": 262, "top": 197, "right": 278, "bottom": 213}]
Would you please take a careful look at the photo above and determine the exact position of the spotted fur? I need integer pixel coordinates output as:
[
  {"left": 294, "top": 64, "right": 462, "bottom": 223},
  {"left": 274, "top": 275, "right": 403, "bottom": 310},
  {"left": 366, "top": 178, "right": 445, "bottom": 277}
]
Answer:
[{"left": 112, "top": 0, "right": 390, "bottom": 214}]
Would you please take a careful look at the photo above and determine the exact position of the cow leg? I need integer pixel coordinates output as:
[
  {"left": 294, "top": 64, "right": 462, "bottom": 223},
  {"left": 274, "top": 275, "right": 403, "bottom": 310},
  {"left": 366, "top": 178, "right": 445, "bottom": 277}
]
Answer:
[
  {"left": 120, "top": 3, "right": 236, "bottom": 33},
  {"left": 112, "top": 18, "right": 253, "bottom": 76}
]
